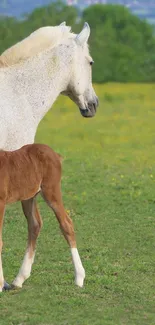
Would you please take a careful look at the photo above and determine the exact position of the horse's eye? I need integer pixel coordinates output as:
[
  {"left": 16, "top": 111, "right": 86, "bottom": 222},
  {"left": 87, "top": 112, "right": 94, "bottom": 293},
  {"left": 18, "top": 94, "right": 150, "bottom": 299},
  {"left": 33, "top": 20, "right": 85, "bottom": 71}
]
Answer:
[{"left": 90, "top": 61, "right": 94, "bottom": 66}]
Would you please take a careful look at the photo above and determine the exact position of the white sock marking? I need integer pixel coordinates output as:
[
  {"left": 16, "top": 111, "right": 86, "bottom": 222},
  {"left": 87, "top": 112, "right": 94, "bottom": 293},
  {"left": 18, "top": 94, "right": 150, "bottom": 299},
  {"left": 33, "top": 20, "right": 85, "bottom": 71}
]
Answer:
[
  {"left": 71, "top": 248, "right": 85, "bottom": 287},
  {"left": 0, "top": 255, "right": 4, "bottom": 292},
  {"left": 12, "top": 250, "right": 35, "bottom": 288}
]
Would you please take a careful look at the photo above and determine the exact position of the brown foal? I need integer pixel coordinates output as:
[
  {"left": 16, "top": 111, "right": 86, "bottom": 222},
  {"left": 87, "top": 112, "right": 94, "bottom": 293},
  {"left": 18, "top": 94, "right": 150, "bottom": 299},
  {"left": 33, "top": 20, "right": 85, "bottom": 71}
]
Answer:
[{"left": 0, "top": 144, "right": 85, "bottom": 292}]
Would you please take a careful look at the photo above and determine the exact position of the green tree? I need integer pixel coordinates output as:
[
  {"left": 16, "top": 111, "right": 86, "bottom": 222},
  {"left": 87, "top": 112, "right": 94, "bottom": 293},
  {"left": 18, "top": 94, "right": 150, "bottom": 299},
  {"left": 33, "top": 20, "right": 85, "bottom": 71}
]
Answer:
[
  {"left": 83, "top": 4, "right": 155, "bottom": 82},
  {"left": 24, "top": 1, "right": 78, "bottom": 34},
  {"left": 0, "top": 16, "right": 19, "bottom": 52},
  {"left": 0, "top": 1, "right": 78, "bottom": 52}
]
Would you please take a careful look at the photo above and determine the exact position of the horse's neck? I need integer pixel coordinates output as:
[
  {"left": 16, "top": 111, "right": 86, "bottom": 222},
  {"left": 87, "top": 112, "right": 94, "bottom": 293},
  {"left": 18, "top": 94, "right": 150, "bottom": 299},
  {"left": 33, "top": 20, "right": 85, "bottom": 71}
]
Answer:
[{"left": 13, "top": 43, "right": 73, "bottom": 124}]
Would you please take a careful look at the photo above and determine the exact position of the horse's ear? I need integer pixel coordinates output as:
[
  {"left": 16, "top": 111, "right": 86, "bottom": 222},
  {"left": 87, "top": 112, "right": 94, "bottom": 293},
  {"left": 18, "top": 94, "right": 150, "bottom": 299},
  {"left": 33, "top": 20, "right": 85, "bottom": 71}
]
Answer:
[
  {"left": 60, "top": 21, "right": 71, "bottom": 33},
  {"left": 75, "top": 22, "right": 90, "bottom": 46},
  {"left": 60, "top": 22, "right": 66, "bottom": 26}
]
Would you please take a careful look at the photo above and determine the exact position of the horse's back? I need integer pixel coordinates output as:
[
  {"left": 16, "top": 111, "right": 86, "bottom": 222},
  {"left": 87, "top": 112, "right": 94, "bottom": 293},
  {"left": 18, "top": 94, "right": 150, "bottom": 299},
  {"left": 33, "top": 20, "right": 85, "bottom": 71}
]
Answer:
[
  {"left": 24, "top": 143, "right": 62, "bottom": 170},
  {"left": 0, "top": 25, "right": 72, "bottom": 67}
]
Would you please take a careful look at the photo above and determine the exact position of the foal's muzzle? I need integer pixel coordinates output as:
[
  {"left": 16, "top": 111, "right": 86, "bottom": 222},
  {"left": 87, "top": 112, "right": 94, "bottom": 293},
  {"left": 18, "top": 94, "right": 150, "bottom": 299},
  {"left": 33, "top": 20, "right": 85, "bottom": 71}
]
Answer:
[{"left": 80, "top": 96, "right": 99, "bottom": 118}]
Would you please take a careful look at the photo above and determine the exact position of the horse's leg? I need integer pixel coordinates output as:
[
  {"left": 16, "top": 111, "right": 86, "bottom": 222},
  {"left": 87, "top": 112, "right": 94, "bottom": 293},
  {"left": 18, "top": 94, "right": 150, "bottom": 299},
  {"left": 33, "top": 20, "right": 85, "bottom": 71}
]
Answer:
[
  {"left": 0, "top": 201, "right": 5, "bottom": 292},
  {"left": 12, "top": 198, "right": 42, "bottom": 288},
  {"left": 41, "top": 185, "right": 85, "bottom": 287}
]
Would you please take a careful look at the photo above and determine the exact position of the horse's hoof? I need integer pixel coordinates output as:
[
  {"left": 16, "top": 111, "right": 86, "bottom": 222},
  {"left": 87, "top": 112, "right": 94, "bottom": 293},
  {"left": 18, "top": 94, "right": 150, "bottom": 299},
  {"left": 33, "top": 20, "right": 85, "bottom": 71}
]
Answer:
[
  {"left": 10, "top": 284, "right": 21, "bottom": 291},
  {"left": 3, "top": 281, "right": 12, "bottom": 291}
]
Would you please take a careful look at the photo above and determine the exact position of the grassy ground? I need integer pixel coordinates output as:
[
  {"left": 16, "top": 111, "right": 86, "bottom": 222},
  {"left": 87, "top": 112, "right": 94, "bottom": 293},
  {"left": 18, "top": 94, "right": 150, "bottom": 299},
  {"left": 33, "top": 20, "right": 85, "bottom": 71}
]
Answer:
[{"left": 0, "top": 83, "right": 155, "bottom": 325}]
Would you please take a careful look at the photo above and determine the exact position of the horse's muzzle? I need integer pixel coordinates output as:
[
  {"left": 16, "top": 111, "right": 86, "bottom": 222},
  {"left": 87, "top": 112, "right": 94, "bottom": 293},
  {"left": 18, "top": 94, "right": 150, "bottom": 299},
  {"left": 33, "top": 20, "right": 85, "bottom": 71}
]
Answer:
[{"left": 79, "top": 96, "right": 99, "bottom": 118}]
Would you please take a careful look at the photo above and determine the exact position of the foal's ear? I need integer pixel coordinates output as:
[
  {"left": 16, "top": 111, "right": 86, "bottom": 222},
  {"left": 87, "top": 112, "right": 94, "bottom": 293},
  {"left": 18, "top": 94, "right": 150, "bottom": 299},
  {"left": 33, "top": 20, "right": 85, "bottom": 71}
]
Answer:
[{"left": 75, "top": 22, "right": 90, "bottom": 46}]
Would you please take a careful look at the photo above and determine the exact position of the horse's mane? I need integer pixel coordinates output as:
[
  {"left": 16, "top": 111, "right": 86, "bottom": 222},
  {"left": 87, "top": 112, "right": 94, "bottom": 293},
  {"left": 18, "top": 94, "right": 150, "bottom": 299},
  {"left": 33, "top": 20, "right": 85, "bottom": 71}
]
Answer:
[{"left": 0, "top": 25, "right": 75, "bottom": 67}]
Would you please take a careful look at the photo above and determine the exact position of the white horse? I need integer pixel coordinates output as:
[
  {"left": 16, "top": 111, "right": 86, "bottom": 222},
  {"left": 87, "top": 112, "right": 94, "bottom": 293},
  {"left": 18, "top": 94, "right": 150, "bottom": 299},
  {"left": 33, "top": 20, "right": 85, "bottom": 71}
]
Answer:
[
  {"left": 0, "top": 22, "right": 98, "bottom": 290},
  {"left": 0, "top": 22, "right": 98, "bottom": 151}
]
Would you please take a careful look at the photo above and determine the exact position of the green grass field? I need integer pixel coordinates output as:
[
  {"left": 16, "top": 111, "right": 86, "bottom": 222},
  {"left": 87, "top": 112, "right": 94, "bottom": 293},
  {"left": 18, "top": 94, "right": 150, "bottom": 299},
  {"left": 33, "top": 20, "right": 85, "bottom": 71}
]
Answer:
[{"left": 0, "top": 83, "right": 155, "bottom": 325}]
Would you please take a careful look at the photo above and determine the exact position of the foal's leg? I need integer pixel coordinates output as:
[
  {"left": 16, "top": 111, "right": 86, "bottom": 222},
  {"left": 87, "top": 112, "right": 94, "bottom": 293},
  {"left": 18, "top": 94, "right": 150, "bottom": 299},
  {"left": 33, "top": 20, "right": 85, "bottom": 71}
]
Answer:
[
  {"left": 0, "top": 201, "right": 5, "bottom": 292},
  {"left": 41, "top": 185, "right": 85, "bottom": 287},
  {"left": 12, "top": 198, "right": 42, "bottom": 288}
]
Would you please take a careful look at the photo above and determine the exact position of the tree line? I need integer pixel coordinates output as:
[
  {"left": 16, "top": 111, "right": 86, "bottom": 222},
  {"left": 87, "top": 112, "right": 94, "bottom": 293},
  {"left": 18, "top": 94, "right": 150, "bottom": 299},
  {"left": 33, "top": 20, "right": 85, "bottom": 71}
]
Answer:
[{"left": 0, "top": 1, "right": 155, "bottom": 83}]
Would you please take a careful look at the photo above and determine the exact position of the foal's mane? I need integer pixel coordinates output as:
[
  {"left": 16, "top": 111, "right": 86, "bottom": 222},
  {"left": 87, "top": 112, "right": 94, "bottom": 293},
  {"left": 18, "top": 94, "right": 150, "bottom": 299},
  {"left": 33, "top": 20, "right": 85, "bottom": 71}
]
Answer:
[{"left": 0, "top": 25, "right": 75, "bottom": 67}]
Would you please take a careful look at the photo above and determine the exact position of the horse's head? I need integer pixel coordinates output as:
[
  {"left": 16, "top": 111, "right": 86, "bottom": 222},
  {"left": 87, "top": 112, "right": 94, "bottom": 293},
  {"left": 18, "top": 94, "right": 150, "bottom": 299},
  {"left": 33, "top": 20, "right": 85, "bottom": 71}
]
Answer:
[{"left": 62, "top": 23, "right": 98, "bottom": 118}]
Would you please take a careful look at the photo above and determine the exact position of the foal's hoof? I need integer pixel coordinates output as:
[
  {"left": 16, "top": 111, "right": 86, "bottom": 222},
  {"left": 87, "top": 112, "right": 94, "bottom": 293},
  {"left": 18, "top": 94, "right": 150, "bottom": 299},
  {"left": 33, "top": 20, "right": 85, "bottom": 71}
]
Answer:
[{"left": 3, "top": 281, "right": 12, "bottom": 291}]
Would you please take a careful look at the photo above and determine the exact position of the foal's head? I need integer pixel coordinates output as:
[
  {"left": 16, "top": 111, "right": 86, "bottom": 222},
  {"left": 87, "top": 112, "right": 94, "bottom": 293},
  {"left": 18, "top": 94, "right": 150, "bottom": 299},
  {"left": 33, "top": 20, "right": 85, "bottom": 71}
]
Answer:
[{"left": 62, "top": 23, "right": 98, "bottom": 118}]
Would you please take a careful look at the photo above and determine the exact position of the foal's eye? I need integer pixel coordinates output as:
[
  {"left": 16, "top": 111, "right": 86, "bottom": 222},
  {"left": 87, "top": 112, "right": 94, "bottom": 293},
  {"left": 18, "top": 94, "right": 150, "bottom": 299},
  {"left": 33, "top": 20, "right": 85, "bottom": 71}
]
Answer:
[{"left": 90, "top": 61, "right": 94, "bottom": 66}]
